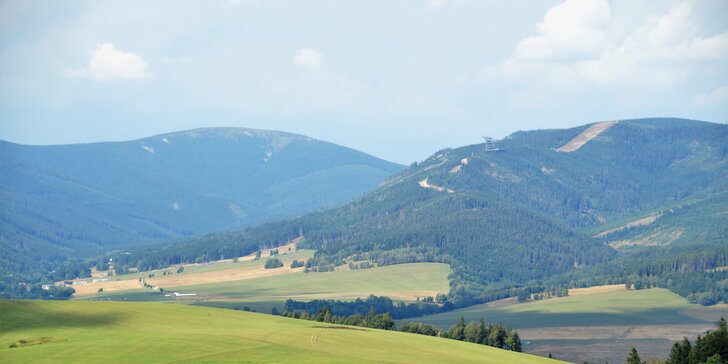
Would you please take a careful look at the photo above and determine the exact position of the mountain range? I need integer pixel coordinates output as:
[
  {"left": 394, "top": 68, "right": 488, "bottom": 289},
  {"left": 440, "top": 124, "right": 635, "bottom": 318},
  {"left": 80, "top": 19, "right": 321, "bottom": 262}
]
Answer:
[
  {"left": 0, "top": 128, "right": 402, "bottom": 286},
  {"left": 109, "top": 118, "right": 728, "bottom": 306}
]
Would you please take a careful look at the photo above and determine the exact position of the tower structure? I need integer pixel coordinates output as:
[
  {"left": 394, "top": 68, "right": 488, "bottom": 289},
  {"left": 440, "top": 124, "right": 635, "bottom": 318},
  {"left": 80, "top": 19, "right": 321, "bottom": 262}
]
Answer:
[{"left": 482, "top": 136, "right": 500, "bottom": 152}]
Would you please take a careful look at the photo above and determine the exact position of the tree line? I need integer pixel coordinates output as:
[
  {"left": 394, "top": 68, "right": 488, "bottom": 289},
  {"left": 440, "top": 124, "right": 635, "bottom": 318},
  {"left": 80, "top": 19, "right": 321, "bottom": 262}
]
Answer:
[{"left": 278, "top": 305, "right": 522, "bottom": 352}]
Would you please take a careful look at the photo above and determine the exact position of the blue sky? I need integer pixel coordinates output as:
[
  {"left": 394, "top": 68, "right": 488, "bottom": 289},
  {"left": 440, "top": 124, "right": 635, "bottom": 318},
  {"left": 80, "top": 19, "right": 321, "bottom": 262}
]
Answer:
[{"left": 1, "top": 0, "right": 726, "bottom": 164}]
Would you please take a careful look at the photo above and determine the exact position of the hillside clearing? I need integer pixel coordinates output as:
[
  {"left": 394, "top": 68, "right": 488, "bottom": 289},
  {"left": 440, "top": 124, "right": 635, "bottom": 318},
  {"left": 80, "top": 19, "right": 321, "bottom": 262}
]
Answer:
[
  {"left": 593, "top": 213, "right": 661, "bottom": 238},
  {"left": 418, "top": 178, "right": 454, "bottom": 193},
  {"left": 556, "top": 120, "right": 616, "bottom": 152},
  {"left": 608, "top": 228, "right": 684, "bottom": 249},
  {"left": 0, "top": 300, "right": 560, "bottom": 364},
  {"left": 568, "top": 284, "right": 626, "bottom": 296}
]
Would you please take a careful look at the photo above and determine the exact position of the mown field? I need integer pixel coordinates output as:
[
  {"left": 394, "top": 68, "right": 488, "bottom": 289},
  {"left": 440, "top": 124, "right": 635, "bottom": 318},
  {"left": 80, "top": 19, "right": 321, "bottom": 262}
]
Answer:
[
  {"left": 81, "top": 262, "right": 451, "bottom": 315},
  {"left": 74, "top": 248, "right": 314, "bottom": 297},
  {"left": 412, "top": 287, "right": 728, "bottom": 363},
  {"left": 415, "top": 287, "right": 701, "bottom": 328},
  {"left": 173, "top": 262, "right": 450, "bottom": 301},
  {"left": 0, "top": 300, "right": 561, "bottom": 364}
]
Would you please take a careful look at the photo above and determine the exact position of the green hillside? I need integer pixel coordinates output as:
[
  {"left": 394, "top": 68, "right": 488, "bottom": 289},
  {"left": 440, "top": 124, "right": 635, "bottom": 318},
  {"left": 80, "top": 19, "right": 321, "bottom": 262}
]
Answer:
[
  {"left": 0, "top": 127, "right": 403, "bottom": 296},
  {"left": 414, "top": 288, "right": 705, "bottom": 329},
  {"left": 112, "top": 118, "right": 728, "bottom": 306},
  {"left": 0, "top": 300, "right": 560, "bottom": 364}
]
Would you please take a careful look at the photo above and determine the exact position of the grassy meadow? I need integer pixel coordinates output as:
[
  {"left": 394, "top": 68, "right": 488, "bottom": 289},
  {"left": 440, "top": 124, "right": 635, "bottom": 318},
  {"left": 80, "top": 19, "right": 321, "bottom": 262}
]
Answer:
[
  {"left": 411, "top": 287, "right": 728, "bottom": 363},
  {"left": 0, "top": 300, "right": 560, "bottom": 364},
  {"left": 80, "top": 262, "right": 451, "bottom": 315},
  {"left": 173, "top": 262, "right": 451, "bottom": 301},
  {"left": 413, "top": 288, "right": 703, "bottom": 328}
]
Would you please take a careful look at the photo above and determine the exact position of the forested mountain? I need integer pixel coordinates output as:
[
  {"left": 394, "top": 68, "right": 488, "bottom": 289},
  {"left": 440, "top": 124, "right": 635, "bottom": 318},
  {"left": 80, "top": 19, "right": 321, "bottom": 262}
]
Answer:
[
  {"left": 111, "top": 118, "right": 727, "bottom": 306},
  {"left": 0, "top": 128, "right": 403, "bottom": 290}
]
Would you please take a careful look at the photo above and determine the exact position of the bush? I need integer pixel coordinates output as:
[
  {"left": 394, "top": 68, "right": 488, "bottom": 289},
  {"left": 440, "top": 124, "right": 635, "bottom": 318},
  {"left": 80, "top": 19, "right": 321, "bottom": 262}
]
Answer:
[{"left": 265, "top": 258, "right": 284, "bottom": 269}]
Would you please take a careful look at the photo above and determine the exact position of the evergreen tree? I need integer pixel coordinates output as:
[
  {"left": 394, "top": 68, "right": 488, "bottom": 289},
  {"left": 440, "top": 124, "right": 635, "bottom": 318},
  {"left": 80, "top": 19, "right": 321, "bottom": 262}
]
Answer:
[
  {"left": 463, "top": 321, "right": 482, "bottom": 343},
  {"left": 704, "top": 354, "right": 722, "bottom": 364},
  {"left": 505, "top": 331, "right": 522, "bottom": 352},
  {"left": 447, "top": 317, "right": 466, "bottom": 341},
  {"left": 666, "top": 338, "right": 691, "bottom": 364},
  {"left": 625, "top": 348, "right": 644, "bottom": 364}
]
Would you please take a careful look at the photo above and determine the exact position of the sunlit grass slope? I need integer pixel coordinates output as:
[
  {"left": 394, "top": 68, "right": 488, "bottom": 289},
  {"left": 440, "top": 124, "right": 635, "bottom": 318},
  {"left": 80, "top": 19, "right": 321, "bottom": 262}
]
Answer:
[{"left": 0, "top": 300, "right": 561, "bottom": 364}]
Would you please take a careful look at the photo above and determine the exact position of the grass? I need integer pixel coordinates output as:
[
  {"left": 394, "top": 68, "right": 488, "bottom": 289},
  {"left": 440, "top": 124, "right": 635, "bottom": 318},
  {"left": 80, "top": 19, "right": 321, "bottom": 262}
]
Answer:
[
  {"left": 413, "top": 288, "right": 709, "bottom": 329},
  {"left": 0, "top": 300, "right": 561, "bottom": 364},
  {"left": 172, "top": 262, "right": 451, "bottom": 301},
  {"left": 110, "top": 249, "right": 314, "bottom": 281}
]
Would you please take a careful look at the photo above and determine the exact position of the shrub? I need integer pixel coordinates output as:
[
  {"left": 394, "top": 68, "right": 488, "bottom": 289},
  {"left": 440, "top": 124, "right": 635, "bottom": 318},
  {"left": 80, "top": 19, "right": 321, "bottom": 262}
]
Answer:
[{"left": 265, "top": 258, "right": 283, "bottom": 269}]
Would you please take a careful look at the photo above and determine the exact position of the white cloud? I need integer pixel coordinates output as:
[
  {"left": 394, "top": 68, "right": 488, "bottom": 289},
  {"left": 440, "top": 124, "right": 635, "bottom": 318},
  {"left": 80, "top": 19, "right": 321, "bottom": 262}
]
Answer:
[
  {"left": 485, "top": 1, "right": 728, "bottom": 87},
  {"left": 292, "top": 48, "right": 322, "bottom": 69},
  {"left": 514, "top": 0, "right": 611, "bottom": 61},
  {"left": 692, "top": 86, "right": 728, "bottom": 107},
  {"left": 428, "top": 0, "right": 468, "bottom": 8},
  {"left": 66, "top": 43, "right": 152, "bottom": 81}
]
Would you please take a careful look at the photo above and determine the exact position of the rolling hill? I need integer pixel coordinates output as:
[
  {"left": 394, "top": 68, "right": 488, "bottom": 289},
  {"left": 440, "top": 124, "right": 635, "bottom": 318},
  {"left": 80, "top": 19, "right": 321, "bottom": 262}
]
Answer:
[
  {"left": 0, "top": 300, "right": 560, "bottom": 363},
  {"left": 0, "top": 128, "right": 403, "bottom": 291},
  {"left": 412, "top": 286, "right": 728, "bottom": 363},
  {"left": 113, "top": 118, "right": 728, "bottom": 306}
]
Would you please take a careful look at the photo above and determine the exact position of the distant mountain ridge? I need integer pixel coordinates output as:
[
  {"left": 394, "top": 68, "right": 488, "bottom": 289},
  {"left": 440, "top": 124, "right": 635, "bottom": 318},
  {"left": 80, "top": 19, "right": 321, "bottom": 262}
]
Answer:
[
  {"left": 114, "top": 118, "right": 728, "bottom": 306},
  {"left": 0, "top": 127, "right": 403, "bottom": 284}
]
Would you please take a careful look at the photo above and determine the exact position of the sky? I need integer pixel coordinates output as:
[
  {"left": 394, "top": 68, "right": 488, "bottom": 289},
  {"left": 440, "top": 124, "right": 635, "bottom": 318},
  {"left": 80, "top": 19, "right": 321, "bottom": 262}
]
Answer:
[{"left": 0, "top": 0, "right": 726, "bottom": 164}]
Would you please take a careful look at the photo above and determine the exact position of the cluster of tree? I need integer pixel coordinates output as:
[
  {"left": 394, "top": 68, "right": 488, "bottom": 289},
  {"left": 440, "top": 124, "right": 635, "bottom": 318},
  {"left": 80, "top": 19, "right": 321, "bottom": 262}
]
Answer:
[
  {"left": 664, "top": 318, "right": 727, "bottom": 364},
  {"left": 528, "top": 288, "right": 568, "bottom": 301},
  {"left": 400, "top": 321, "right": 442, "bottom": 336},
  {"left": 269, "top": 249, "right": 279, "bottom": 256},
  {"left": 347, "top": 261, "right": 374, "bottom": 269},
  {"left": 94, "top": 261, "right": 109, "bottom": 272},
  {"left": 439, "top": 317, "right": 521, "bottom": 352},
  {"left": 264, "top": 258, "right": 283, "bottom": 269},
  {"left": 0, "top": 255, "right": 89, "bottom": 299},
  {"left": 0, "top": 284, "right": 75, "bottom": 300},
  {"left": 280, "top": 305, "right": 521, "bottom": 353},
  {"left": 289, "top": 260, "right": 305, "bottom": 268},
  {"left": 280, "top": 306, "right": 396, "bottom": 330},
  {"left": 283, "top": 295, "right": 452, "bottom": 320}
]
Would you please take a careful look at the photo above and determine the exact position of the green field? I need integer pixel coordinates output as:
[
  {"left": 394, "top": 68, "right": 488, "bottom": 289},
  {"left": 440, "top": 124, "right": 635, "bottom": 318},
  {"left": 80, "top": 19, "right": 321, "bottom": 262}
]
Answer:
[
  {"left": 411, "top": 288, "right": 728, "bottom": 364},
  {"left": 173, "top": 262, "right": 451, "bottom": 301},
  {"left": 0, "top": 300, "right": 560, "bottom": 364},
  {"left": 414, "top": 288, "right": 712, "bottom": 329},
  {"left": 110, "top": 249, "right": 315, "bottom": 281}
]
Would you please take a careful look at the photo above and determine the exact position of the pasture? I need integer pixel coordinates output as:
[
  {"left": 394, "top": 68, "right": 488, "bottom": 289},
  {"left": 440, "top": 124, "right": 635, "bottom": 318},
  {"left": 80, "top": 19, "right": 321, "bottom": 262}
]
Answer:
[
  {"left": 172, "top": 262, "right": 451, "bottom": 302},
  {"left": 72, "top": 249, "right": 314, "bottom": 296},
  {"left": 0, "top": 300, "right": 560, "bottom": 364},
  {"left": 411, "top": 287, "right": 728, "bottom": 363}
]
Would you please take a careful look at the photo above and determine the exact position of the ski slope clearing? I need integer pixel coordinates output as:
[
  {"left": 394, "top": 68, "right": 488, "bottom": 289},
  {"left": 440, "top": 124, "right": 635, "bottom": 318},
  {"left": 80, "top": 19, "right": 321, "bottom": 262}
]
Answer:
[
  {"left": 556, "top": 121, "right": 617, "bottom": 152},
  {"left": 0, "top": 300, "right": 561, "bottom": 364}
]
